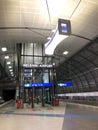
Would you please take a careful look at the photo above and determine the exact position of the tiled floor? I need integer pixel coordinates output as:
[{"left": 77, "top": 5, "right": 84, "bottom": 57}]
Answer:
[
  {"left": 62, "top": 103, "right": 98, "bottom": 130},
  {"left": 0, "top": 101, "right": 98, "bottom": 130}
]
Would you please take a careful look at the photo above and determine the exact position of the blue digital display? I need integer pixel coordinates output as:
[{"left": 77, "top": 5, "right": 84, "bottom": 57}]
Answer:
[
  {"left": 61, "top": 23, "right": 68, "bottom": 33},
  {"left": 24, "top": 83, "right": 53, "bottom": 88},
  {"left": 24, "top": 69, "right": 32, "bottom": 73},
  {"left": 24, "top": 73, "right": 32, "bottom": 76},
  {"left": 57, "top": 82, "right": 73, "bottom": 87},
  {"left": 58, "top": 19, "right": 71, "bottom": 36}
]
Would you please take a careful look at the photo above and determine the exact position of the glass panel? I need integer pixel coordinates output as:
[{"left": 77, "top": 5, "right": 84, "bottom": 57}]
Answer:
[
  {"left": 43, "top": 69, "right": 49, "bottom": 83},
  {"left": 34, "top": 57, "right": 42, "bottom": 64},
  {"left": 34, "top": 43, "right": 42, "bottom": 55}
]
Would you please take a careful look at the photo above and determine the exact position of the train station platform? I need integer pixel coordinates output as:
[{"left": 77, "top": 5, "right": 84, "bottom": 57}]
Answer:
[{"left": 0, "top": 100, "right": 98, "bottom": 130}]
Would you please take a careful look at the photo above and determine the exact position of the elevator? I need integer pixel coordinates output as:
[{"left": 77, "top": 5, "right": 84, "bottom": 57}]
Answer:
[{"left": 16, "top": 43, "right": 57, "bottom": 108}]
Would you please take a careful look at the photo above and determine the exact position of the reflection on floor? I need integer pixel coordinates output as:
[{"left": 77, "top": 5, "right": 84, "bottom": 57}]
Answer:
[{"left": 0, "top": 101, "right": 98, "bottom": 130}]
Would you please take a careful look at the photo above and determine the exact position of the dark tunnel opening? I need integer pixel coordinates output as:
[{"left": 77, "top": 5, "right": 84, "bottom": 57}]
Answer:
[{"left": 3, "top": 89, "right": 16, "bottom": 101}]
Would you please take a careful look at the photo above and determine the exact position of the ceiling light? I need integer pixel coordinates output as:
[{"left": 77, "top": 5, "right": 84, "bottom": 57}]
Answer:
[
  {"left": 63, "top": 51, "right": 69, "bottom": 55},
  {"left": 8, "top": 66, "right": 12, "bottom": 69},
  {"left": 51, "top": 29, "right": 56, "bottom": 32},
  {"left": 47, "top": 37, "right": 51, "bottom": 40},
  {"left": 5, "top": 56, "right": 9, "bottom": 59},
  {"left": 11, "top": 72, "right": 13, "bottom": 74},
  {"left": 9, "top": 69, "right": 13, "bottom": 72},
  {"left": 7, "top": 62, "right": 11, "bottom": 65},
  {"left": 45, "top": 19, "right": 71, "bottom": 55},
  {"left": 1, "top": 47, "right": 7, "bottom": 52}
]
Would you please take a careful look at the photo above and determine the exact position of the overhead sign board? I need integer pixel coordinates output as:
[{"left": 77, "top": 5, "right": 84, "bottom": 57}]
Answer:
[
  {"left": 58, "top": 19, "right": 71, "bottom": 35},
  {"left": 24, "top": 83, "right": 53, "bottom": 88},
  {"left": 57, "top": 82, "right": 73, "bottom": 87},
  {"left": 23, "top": 64, "right": 53, "bottom": 68}
]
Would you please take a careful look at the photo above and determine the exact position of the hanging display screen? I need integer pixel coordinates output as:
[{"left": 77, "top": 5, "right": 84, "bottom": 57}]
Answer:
[{"left": 58, "top": 19, "right": 71, "bottom": 35}]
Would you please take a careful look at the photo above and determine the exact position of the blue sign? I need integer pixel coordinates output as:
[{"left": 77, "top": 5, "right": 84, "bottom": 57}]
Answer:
[
  {"left": 61, "top": 23, "right": 68, "bottom": 33},
  {"left": 24, "top": 83, "right": 53, "bottom": 88},
  {"left": 57, "top": 82, "right": 73, "bottom": 87},
  {"left": 24, "top": 73, "right": 32, "bottom": 76},
  {"left": 24, "top": 69, "right": 32, "bottom": 73},
  {"left": 58, "top": 19, "right": 71, "bottom": 36}
]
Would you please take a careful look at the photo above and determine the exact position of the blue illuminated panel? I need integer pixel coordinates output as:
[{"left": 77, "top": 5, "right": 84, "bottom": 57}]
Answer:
[
  {"left": 58, "top": 19, "right": 71, "bottom": 36},
  {"left": 24, "top": 69, "right": 32, "bottom": 73},
  {"left": 61, "top": 23, "right": 68, "bottom": 33},
  {"left": 24, "top": 83, "right": 53, "bottom": 88},
  {"left": 24, "top": 73, "right": 32, "bottom": 76},
  {"left": 24, "top": 83, "right": 32, "bottom": 87},
  {"left": 57, "top": 82, "right": 73, "bottom": 87}
]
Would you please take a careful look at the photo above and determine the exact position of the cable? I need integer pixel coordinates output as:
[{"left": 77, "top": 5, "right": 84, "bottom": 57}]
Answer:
[
  {"left": 69, "top": 0, "right": 82, "bottom": 19},
  {"left": 45, "top": 0, "right": 51, "bottom": 28}
]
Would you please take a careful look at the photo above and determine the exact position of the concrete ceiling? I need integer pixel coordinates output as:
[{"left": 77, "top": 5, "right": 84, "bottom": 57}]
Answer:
[{"left": 0, "top": 0, "right": 98, "bottom": 76}]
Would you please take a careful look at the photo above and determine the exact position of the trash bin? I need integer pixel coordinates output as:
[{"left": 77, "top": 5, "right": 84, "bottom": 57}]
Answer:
[
  {"left": 17, "top": 100, "right": 22, "bottom": 108},
  {"left": 54, "top": 98, "right": 59, "bottom": 106}
]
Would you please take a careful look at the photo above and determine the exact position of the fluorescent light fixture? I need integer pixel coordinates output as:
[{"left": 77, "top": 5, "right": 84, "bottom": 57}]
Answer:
[
  {"left": 47, "top": 37, "right": 51, "bottom": 40},
  {"left": 1, "top": 47, "right": 7, "bottom": 52},
  {"left": 7, "top": 62, "right": 11, "bottom": 65},
  {"left": 45, "top": 29, "right": 68, "bottom": 55},
  {"left": 45, "top": 19, "right": 71, "bottom": 55},
  {"left": 5, "top": 56, "right": 9, "bottom": 59},
  {"left": 63, "top": 51, "right": 69, "bottom": 55},
  {"left": 52, "top": 29, "right": 56, "bottom": 32}
]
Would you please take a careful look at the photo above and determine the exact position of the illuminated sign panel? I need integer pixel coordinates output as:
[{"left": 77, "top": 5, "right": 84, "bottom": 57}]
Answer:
[
  {"left": 24, "top": 83, "right": 53, "bottom": 88},
  {"left": 23, "top": 64, "right": 53, "bottom": 68},
  {"left": 58, "top": 19, "right": 71, "bottom": 35},
  {"left": 57, "top": 82, "right": 73, "bottom": 87},
  {"left": 61, "top": 23, "right": 68, "bottom": 33},
  {"left": 24, "top": 73, "right": 32, "bottom": 76},
  {"left": 24, "top": 69, "right": 32, "bottom": 73}
]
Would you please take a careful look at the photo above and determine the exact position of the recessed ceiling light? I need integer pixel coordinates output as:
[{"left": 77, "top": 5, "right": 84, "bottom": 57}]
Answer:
[
  {"left": 8, "top": 66, "right": 12, "bottom": 69},
  {"left": 7, "top": 62, "right": 11, "bottom": 65},
  {"left": 63, "top": 51, "right": 69, "bottom": 55},
  {"left": 5, "top": 56, "right": 9, "bottom": 59},
  {"left": 1, "top": 47, "right": 7, "bottom": 52},
  {"left": 9, "top": 69, "right": 13, "bottom": 72}
]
